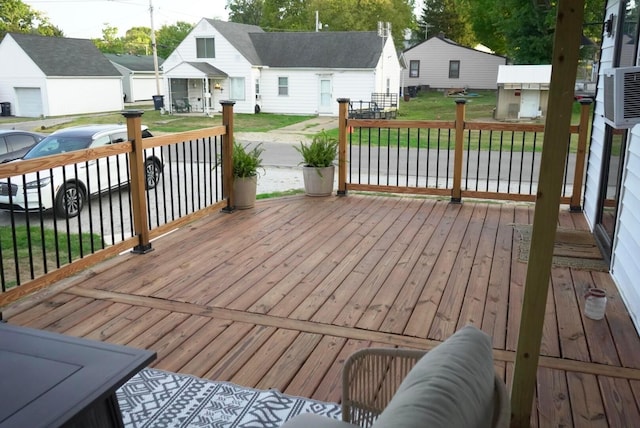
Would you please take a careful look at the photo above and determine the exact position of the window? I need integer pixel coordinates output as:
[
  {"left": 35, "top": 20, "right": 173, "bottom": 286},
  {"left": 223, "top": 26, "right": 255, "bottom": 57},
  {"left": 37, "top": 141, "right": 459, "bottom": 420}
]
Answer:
[
  {"left": 196, "top": 38, "right": 215, "bottom": 58},
  {"left": 278, "top": 77, "right": 288, "bottom": 96},
  {"left": 409, "top": 60, "right": 420, "bottom": 78},
  {"left": 230, "top": 77, "right": 245, "bottom": 100},
  {"left": 449, "top": 60, "right": 460, "bottom": 79},
  {"left": 255, "top": 79, "right": 260, "bottom": 96}
]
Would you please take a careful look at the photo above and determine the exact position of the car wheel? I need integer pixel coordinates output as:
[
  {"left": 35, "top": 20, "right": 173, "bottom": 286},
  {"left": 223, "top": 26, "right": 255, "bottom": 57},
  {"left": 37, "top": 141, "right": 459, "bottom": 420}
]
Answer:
[
  {"left": 55, "top": 182, "right": 85, "bottom": 218},
  {"left": 145, "top": 159, "right": 162, "bottom": 190}
]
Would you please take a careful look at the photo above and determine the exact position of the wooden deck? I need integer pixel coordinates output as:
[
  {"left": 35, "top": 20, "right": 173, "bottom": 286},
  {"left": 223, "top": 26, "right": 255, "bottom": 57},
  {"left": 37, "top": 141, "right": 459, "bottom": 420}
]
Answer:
[{"left": 3, "top": 194, "right": 640, "bottom": 427}]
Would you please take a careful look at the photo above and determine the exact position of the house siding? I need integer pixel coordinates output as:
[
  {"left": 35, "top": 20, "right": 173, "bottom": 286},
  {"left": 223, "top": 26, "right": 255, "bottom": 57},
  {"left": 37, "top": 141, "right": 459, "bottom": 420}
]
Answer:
[
  {"left": 585, "top": 0, "right": 640, "bottom": 332},
  {"left": 402, "top": 37, "right": 506, "bottom": 90},
  {"left": 0, "top": 36, "right": 46, "bottom": 115},
  {"left": 46, "top": 78, "right": 123, "bottom": 116}
]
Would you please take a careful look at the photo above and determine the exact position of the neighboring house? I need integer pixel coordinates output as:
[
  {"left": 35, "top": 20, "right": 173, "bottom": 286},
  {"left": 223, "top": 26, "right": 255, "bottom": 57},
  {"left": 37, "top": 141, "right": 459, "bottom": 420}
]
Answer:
[
  {"left": 401, "top": 35, "right": 507, "bottom": 91},
  {"left": 106, "top": 54, "right": 165, "bottom": 102},
  {"left": 495, "top": 65, "right": 551, "bottom": 120},
  {"left": 161, "top": 19, "right": 401, "bottom": 116},
  {"left": 584, "top": 0, "right": 640, "bottom": 333},
  {"left": 0, "top": 33, "right": 123, "bottom": 118}
]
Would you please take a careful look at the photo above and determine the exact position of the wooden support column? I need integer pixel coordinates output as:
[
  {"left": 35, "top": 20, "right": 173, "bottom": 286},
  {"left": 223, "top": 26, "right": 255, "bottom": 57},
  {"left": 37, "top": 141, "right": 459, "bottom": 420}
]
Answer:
[
  {"left": 220, "top": 101, "right": 236, "bottom": 213},
  {"left": 510, "top": 1, "right": 584, "bottom": 427},
  {"left": 337, "top": 98, "right": 350, "bottom": 196},
  {"left": 452, "top": 99, "right": 466, "bottom": 203},
  {"left": 123, "top": 110, "right": 152, "bottom": 254},
  {"left": 570, "top": 98, "right": 593, "bottom": 211}
]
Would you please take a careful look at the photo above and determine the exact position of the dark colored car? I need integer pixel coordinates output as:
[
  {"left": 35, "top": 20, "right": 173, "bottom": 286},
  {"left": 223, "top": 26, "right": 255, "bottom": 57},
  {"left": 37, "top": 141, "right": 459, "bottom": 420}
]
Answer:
[{"left": 0, "top": 130, "right": 45, "bottom": 163}]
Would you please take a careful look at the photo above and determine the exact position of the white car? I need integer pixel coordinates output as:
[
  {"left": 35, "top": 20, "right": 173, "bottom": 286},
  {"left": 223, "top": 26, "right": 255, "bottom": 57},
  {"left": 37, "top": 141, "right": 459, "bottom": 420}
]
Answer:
[{"left": 0, "top": 124, "right": 162, "bottom": 218}]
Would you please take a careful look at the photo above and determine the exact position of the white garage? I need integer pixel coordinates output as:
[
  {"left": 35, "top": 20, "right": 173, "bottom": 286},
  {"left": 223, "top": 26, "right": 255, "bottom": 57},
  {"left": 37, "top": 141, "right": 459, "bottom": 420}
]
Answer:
[{"left": 0, "top": 33, "right": 123, "bottom": 118}]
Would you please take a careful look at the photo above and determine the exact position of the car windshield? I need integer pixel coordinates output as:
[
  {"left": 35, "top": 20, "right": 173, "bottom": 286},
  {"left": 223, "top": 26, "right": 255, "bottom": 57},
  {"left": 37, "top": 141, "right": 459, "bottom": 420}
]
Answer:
[{"left": 23, "top": 136, "right": 92, "bottom": 159}]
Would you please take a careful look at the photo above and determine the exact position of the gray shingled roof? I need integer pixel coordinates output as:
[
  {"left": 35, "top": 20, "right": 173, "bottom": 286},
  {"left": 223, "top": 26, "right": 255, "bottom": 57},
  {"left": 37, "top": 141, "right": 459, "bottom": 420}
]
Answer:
[
  {"left": 8, "top": 33, "right": 120, "bottom": 77},
  {"left": 250, "top": 31, "right": 382, "bottom": 68},
  {"left": 206, "top": 20, "right": 382, "bottom": 69},
  {"left": 187, "top": 62, "right": 228, "bottom": 76},
  {"left": 105, "top": 53, "right": 164, "bottom": 72},
  {"left": 206, "top": 19, "right": 263, "bottom": 64}
]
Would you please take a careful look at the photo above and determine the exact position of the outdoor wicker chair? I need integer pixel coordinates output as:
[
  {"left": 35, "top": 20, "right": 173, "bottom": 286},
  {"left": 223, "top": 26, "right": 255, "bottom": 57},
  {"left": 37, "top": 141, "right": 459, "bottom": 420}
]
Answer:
[{"left": 281, "top": 325, "right": 510, "bottom": 428}]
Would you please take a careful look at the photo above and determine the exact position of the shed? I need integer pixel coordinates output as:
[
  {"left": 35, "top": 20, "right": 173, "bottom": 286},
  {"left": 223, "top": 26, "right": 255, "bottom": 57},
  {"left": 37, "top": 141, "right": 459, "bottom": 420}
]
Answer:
[
  {"left": 495, "top": 64, "right": 551, "bottom": 120},
  {"left": 105, "top": 54, "right": 165, "bottom": 102},
  {"left": 0, "top": 33, "right": 123, "bottom": 118}
]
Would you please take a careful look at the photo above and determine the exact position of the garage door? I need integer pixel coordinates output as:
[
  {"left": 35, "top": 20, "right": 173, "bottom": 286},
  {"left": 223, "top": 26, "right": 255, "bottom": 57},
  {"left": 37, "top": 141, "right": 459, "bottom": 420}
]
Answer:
[{"left": 15, "top": 87, "right": 43, "bottom": 117}]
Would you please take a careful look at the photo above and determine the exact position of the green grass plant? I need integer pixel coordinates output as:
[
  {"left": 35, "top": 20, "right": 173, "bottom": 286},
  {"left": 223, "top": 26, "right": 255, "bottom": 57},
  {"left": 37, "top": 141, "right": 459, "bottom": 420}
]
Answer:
[{"left": 1, "top": 225, "right": 103, "bottom": 288}]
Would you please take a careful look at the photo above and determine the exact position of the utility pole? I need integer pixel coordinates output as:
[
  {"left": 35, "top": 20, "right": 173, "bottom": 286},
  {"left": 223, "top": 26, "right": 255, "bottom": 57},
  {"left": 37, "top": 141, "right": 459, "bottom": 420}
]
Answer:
[{"left": 149, "top": 0, "right": 162, "bottom": 108}]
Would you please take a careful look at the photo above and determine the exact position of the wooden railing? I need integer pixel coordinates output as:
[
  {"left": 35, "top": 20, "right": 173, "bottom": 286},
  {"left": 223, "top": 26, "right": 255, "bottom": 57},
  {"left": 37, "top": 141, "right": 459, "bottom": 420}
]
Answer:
[
  {"left": 0, "top": 102, "right": 235, "bottom": 306},
  {"left": 337, "top": 98, "right": 592, "bottom": 210}
]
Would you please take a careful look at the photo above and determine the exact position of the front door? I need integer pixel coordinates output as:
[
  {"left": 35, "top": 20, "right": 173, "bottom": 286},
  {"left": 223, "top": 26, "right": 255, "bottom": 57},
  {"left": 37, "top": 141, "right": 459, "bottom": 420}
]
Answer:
[{"left": 319, "top": 77, "right": 332, "bottom": 115}]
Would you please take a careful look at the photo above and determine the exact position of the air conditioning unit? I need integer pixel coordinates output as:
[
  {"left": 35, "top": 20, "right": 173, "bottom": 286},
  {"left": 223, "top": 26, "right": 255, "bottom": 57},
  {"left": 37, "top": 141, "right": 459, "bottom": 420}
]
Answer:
[{"left": 603, "top": 66, "right": 640, "bottom": 128}]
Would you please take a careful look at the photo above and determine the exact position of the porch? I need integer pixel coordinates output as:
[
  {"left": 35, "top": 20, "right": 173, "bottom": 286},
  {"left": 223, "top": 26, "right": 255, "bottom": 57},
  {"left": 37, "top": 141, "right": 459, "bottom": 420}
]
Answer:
[{"left": 3, "top": 194, "right": 640, "bottom": 427}]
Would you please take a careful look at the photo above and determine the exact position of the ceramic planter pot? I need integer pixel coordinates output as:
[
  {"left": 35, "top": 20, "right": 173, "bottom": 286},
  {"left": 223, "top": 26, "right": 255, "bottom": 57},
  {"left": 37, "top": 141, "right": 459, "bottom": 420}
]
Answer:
[
  {"left": 233, "top": 175, "right": 257, "bottom": 209},
  {"left": 302, "top": 165, "right": 335, "bottom": 196}
]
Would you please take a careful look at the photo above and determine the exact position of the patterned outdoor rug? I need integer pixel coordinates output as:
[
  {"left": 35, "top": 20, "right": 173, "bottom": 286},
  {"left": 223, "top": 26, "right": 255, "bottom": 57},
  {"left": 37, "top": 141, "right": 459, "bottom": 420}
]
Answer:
[
  {"left": 512, "top": 224, "right": 609, "bottom": 271},
  {"left": 117, "top": 368, "right": 341, "bottom": 428}
]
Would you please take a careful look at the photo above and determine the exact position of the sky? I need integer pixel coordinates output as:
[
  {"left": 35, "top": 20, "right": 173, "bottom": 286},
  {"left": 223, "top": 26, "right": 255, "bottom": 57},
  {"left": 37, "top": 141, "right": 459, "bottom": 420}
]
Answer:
[
  {"left": 23, "top": 0, "right": 424, "bottom": 40},
  {"left": 23, "top": 0, "right": 230, "bottom": 39}
]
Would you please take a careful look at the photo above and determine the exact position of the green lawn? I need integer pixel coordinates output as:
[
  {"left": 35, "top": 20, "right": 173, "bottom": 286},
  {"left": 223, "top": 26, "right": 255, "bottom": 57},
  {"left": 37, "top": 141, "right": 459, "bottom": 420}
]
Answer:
[{"left": 0, "top": 225, "right": 103, "bottom": 289}]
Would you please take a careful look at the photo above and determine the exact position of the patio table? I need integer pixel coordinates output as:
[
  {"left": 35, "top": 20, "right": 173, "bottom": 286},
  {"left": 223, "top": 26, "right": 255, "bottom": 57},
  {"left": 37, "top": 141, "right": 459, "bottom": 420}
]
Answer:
[{"left": 0, "top": 322, "right": 155, "bottom": 428}]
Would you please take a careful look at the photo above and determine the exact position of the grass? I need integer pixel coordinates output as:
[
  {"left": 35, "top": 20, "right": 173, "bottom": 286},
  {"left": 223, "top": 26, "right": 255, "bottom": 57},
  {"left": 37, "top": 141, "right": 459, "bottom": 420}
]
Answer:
[
  {"left": 35, "top": 106, "right": 315, "bottom": 134},
  {"left": 1, "top": 225, "right": 104, "bottom": 289}
]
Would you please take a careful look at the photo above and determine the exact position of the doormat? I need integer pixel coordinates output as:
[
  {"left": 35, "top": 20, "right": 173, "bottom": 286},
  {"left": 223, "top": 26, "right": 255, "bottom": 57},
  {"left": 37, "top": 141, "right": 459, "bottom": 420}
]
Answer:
[
  {"left": 512, "top": 224, "right": 609, "bottom": 271},
  {"left": 117, "top": 368, "right": 341, "bottom": 428}
]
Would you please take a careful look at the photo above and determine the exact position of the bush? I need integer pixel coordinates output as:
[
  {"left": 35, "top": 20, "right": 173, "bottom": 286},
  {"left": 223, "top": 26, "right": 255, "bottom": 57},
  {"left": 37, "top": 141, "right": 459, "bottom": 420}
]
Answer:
[{"left": 294, "top": 130, "right": 338, "bottom": 167}]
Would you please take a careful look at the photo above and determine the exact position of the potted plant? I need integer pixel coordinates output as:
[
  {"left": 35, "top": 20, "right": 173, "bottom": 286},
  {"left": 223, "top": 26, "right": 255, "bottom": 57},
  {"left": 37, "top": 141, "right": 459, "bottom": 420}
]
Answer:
[
  {"left": 294, "top": 130, "right": 338, "bottom": 196},
  {"left": 232, "top": 142, "right": 264, "bottom": 209}
]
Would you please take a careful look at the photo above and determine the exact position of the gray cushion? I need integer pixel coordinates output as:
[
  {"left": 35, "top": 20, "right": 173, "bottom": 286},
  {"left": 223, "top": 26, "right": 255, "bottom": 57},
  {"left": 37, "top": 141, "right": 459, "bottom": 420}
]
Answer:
[
  {"left": 280, "top": 412, "right": 358, "bottom": 428},
  {"left": 371, "top": 325, "right": 496, "bottom": 428}
]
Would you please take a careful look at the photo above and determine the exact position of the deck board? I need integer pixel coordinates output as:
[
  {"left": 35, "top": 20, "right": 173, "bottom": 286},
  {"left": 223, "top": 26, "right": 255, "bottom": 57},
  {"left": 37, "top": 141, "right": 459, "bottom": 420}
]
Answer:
[{"left": 3, "top": 194, "right": 640, "bottom": 427}]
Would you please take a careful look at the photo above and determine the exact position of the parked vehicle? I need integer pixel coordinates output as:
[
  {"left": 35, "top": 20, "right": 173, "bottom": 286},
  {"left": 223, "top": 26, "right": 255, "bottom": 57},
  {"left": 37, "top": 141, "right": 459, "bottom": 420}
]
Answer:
[
  {"left": 0, "top": 130, "right": 45, "bottom": 163},
  {"left": 0, "top": 124, "right": 162, "bottom": 218}
]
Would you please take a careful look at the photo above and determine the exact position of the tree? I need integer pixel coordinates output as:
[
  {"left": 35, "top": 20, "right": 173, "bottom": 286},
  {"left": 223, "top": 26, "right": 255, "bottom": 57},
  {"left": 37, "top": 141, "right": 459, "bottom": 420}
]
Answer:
[
  {"left": 156, "top": 22, "right": 193, "bottom": 58},
  {"left": 466, "top": 0, "right": 606, "bottom": 64},
  {"left": 92, "top": 25, "right": 125, "bottom": 53},
  {"left": 0, "top": 0, "right": 63, "bottom": 39},
  {"left": 227, "top": 0, "right": 264, "bottom": 25},
  {"left": 261, "top": 0, "right": 313, "bottom": 31},
  {"left": 417, "top": 0, "right": 476, "bottom": 47}
]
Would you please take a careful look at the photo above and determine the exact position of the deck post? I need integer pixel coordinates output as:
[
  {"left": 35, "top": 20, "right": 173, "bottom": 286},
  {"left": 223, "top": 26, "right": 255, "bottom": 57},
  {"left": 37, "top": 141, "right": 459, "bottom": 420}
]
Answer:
[
  {"left": 452, "top": 99, "right": 466, "bottom": 203},
  {"left": 220, "top": 101, "right": 236, "bottom": 212},
  {"left": 337, "top": 98, "right": 350, "bottom": 196},
  {"left": 510, "top": 1, "right": 584, "bottom": 426},
  {"left": 570, "top": 98, "right": 593, "bottom": 211},
  {"left": 123, "top": 110, "right": 152, "bottom": 254}
]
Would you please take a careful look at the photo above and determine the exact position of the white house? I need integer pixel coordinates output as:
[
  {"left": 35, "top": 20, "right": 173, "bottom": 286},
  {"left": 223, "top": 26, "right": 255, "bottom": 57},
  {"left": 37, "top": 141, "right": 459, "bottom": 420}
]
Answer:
[
  {"left": 402, "top": 35, "right": 507, "bottom": 92},
  {"left": 584, "top": 0, "right": 640, "bottom": 333},
  {"left": 161, "top": 19, "right": 401, "bottom": 116},
  {"left": 495, "top": 65, "right": 551, "bottom": 120},
  {"left": 0, "top": 33, "right": 123, "bottom": 117},
  {"left": 105, "top": 54, "right": 165, "bottom": 102}
]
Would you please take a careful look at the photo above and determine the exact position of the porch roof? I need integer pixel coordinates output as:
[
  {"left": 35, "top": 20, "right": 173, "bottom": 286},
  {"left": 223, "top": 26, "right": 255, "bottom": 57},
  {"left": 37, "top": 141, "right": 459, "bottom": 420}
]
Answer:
[{"left": 163, "top": 61, "right": 228, "bottom": 78}]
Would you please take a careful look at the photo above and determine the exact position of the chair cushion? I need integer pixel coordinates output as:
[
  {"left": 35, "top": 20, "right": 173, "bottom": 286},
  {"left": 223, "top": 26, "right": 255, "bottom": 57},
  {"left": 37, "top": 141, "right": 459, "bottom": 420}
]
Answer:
[
  {"left": 280, "top": 412, "right": 358, "bottom": 428},
  {"left": 371, "top": 325, "right": 496, "bottom": 428}
]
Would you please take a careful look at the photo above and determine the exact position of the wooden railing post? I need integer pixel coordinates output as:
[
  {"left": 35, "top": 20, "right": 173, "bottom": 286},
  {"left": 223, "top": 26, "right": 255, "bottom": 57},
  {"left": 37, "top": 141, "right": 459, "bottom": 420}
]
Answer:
[
  {"left": 337, "top": 98, "right": 350, "bottom": 196},
  {"left": 221, "top": 101, "right": 236, "bottom": 212},
  {"left": 570, "top": 98, "right": 593, "bottom": 211},
  {"left": 452, "top": 99, "right": 466, "bottom": 203},
  {"left": 123, "top": 110, "right": 152, "bottom": 254}
]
